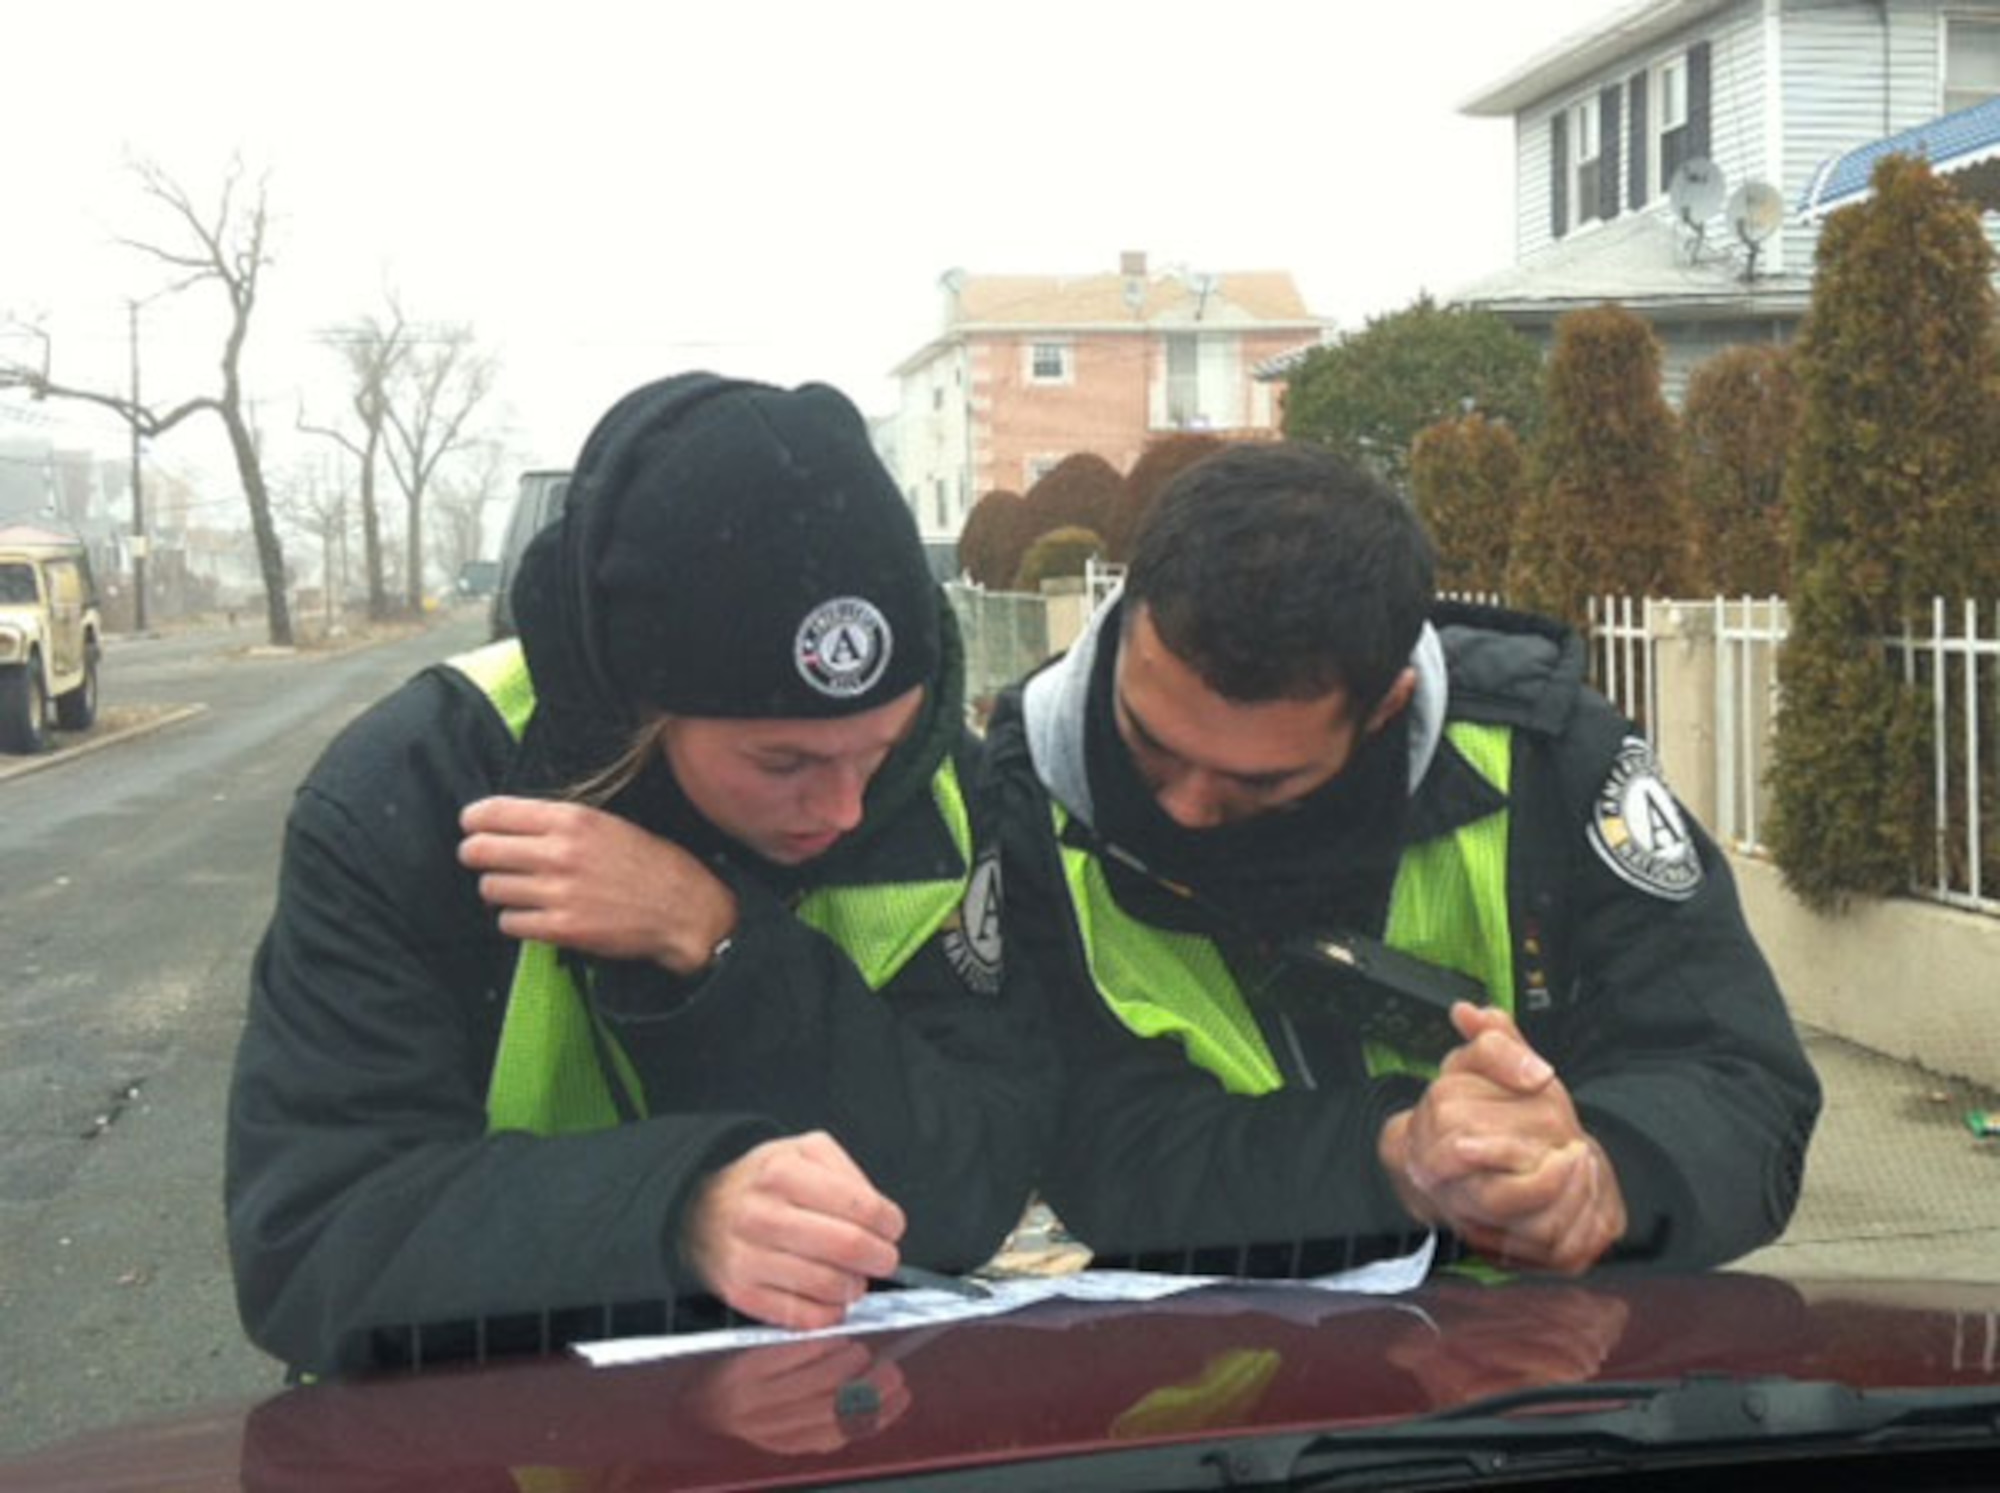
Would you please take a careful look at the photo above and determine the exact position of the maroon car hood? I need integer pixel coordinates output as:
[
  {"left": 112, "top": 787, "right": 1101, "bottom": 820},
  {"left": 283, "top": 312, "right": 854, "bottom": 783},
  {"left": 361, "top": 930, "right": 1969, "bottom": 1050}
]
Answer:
[{"left": 7, "top": 1272, "right": 2000, "bottom": 1491}]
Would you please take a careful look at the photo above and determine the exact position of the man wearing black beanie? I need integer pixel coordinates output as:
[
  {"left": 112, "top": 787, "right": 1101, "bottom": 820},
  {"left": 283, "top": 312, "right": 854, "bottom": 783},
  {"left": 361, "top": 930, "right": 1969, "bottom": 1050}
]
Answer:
[{"left": 225, "top": 373, "right": 1053, "bottom": 1376}]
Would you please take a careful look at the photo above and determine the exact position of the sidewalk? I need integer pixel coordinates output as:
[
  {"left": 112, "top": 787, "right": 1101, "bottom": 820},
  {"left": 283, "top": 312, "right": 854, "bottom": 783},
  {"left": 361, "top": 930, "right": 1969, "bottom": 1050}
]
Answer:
[{"left": 1741, "top": 1025, "right": 2000, "bottom": 1282}]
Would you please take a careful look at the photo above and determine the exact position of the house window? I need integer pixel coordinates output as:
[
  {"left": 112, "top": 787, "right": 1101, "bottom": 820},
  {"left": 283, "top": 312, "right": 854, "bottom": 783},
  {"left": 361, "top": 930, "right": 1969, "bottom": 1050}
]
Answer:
[
  {"left": 1945, "top": 17, "right": 2000, "bottom": 115},
  {"left": 1166, "top": 335, "right": 1198, "bottom": 426},
  {"left": 933, "top": 479, "right": 948, "bottom": 530},
  {"left": 1654, "top": 56, "right": 1690, "bottom": 192},
  {"left": 1159, "top": 333, "right": 1240, "bottom": 429},
  {"left": 1569, "top": 98, "right": 1602, "bottom": 230},
  {"left": 1028, "top": 342, "right": 1071, "bottom": 384},
  {"left": 1025, "top": 455, "right": 1061, "bottom": 486},
  {"left": 931, "top": 385, "right": 944, "bottom": 411}
]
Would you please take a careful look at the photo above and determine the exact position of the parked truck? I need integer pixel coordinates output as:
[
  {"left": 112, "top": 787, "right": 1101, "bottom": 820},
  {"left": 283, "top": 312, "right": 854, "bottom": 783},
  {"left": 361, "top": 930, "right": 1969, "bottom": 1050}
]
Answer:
[{"left": 0, "top": 525, "right": 103, "bottom": 753}]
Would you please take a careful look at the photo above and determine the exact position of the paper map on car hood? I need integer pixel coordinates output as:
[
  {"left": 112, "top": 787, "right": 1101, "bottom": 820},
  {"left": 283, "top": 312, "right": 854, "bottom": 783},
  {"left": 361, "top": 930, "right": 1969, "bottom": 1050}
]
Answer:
[{"left": 575, "top": 1231, "right": 1435, "bottom": 1367}]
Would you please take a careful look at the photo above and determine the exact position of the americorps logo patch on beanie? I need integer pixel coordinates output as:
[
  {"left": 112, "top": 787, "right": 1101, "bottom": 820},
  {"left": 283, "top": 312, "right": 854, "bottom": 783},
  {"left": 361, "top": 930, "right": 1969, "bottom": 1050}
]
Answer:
[
  {"left": 795, "top": 596, "right": 894, "bottom": 699},
  {"left": 573, "top": 375, "right": 941, "bottom": 719}
]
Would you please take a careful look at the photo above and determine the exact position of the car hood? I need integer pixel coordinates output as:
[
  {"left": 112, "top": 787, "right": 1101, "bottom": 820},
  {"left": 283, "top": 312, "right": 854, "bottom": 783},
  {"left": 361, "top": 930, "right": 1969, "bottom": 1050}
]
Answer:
[{"left": 7, "top": 1272, "right": 2000, "bottom": 1491}]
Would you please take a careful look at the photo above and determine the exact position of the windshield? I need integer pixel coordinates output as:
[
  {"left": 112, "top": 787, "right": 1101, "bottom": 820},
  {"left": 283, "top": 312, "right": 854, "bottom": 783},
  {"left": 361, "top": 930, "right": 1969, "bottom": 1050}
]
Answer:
[{"left": 4, "top": 2, "right": 2000, "bottom": 1489}]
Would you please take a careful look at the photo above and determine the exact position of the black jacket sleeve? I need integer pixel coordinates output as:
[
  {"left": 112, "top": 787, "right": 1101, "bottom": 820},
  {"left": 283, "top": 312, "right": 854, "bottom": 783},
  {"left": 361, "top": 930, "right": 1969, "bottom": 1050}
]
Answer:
[
  {"left": 225, "top": 678, "right": 788, "bottom": 1374},
  {"left": 595, "top": 744, "right": 1058, "bottom": 1272},
  {"left": 1523, "top": 704, "right": 1822, "bottom": 1271}
]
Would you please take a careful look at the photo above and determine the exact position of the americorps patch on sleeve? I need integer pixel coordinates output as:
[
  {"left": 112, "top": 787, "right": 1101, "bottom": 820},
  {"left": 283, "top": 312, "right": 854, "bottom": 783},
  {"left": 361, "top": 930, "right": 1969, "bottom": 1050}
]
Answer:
[
  {"left": 942, "top": 847, "right": 1004, "bottom": 996},
  {"left": 1587, "top": 737, "right": 1703, "bottom": 901}
]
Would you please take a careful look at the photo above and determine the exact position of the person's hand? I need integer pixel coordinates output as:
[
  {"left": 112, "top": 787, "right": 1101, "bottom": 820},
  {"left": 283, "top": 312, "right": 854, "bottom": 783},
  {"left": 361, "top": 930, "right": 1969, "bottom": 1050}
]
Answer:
[
  {"left": 1385, "top": 1283, "right": 1632, "bottom": 1407},
  {"left": 685, "top": 1337, "right": 913, "bottom": 1456},
  {"left": 458, "top": 795, "right": 737, "bottom": 975},
  {"left": 1378, "top": 1003, "right": 1627, "bottom": 1274},
  {"left": 682, "top": 1131, "right": 907, "bottom": 1331}
]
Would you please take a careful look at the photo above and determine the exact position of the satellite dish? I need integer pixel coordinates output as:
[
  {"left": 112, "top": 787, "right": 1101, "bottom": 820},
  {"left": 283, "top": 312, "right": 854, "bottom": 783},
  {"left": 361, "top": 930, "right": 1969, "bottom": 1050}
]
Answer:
[
  {"left": 1727, "top": 181, "right": 1785, "bottom": 245},
  {"left": 1668, "top": 158, "right": 1726, "bottom": 226}
]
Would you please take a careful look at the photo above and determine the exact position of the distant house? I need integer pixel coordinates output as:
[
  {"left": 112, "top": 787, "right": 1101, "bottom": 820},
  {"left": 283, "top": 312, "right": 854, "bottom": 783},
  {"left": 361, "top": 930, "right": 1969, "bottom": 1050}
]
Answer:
[
  {"left": 889, "top": 252, "right": 1325, "bottom": 549},
  {"left": 0, "top": 438, "right": 58, "bottom": 525},
  {"left": 1455, "top": 0, "right": 2000, "bottom": 400}
]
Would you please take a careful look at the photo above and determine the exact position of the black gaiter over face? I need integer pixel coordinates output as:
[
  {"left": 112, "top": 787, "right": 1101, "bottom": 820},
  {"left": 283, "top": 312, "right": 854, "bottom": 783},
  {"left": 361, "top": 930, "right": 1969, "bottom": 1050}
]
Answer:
[{"left": 1083, "top": 604, "right": 1411, "bottom": 941}]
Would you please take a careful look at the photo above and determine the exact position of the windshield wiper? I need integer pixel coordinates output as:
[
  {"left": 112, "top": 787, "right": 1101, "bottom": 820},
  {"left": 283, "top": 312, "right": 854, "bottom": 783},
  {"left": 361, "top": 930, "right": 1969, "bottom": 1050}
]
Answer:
[
  {"left": 1281, "top": 1373, "right": 2000, "bottom": 1487},
  {"left": 856, "top": 1375, "right": 2000, "bottom": 1493}
]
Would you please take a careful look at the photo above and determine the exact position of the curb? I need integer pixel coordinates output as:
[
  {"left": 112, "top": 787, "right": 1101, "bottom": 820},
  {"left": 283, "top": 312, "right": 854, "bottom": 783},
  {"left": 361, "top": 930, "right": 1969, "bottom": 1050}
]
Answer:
[{"left": 0, "top": 704, "right": 209, "bottom": 783}]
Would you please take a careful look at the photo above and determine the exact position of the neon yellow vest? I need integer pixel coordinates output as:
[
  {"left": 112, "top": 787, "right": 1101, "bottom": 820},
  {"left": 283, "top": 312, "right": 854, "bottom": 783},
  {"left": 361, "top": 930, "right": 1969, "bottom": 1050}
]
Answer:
[
  {"left": 448, "top": 640, "right": 973, "bottom": 1136},
  {"left": 1058, "top": 721, "right": 1516, "bottom": 1093}
]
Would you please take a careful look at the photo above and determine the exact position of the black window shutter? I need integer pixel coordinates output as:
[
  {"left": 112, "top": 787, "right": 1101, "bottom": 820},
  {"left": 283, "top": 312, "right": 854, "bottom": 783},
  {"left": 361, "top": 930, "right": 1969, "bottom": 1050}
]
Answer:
[
  {"left": 1688, "top": 40, "right": 1712, "bottom": 161},
  {"left": 1551, "top": 110, "right": 1569, "bottom": 239},
  {"left": 1628, "top": 71, "right": 1650, "bottom": 207},
  {"left": 1599, "top": 85, "right": 1622, "bottom": 220}
]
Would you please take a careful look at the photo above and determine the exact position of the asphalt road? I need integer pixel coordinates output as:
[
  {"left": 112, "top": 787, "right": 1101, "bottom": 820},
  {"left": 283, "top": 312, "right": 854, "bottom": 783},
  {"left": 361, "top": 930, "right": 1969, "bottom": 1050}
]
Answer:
[{"left": 0, "top": 608, "right": 490, "bottom": 1457}]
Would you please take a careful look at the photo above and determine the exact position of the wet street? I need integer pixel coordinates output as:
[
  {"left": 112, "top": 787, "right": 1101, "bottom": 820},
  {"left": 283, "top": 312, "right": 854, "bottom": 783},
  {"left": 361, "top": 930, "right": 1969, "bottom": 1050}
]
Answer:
[{"left": 0, "top": 610, "right": 489, "bottom": 1456}]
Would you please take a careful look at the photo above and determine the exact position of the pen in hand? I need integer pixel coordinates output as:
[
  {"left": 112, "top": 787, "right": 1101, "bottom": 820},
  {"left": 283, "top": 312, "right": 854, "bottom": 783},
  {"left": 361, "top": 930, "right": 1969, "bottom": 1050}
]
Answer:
[{"left": 887, "top": 1264, "right": 991, "bottom": 1299}]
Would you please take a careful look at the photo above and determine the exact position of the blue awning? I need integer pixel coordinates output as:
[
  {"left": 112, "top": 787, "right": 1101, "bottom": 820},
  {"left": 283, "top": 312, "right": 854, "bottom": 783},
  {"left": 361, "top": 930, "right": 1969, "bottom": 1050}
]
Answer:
[{"left": 1799, "top": 95, "right": 2000, "bottom": 218}]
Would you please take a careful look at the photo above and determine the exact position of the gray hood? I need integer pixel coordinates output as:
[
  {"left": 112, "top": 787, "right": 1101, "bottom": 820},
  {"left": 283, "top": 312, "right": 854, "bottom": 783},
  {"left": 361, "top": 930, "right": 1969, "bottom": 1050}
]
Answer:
[{"left": 1021, "top": 582, "right": 1447, "bottom": 832}]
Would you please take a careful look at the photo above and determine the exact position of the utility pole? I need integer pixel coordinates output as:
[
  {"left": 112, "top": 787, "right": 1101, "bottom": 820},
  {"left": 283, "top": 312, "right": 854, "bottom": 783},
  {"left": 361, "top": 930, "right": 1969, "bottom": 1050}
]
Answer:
[{"left": 127, "top": 299, "right": 148, "bottom": 632}]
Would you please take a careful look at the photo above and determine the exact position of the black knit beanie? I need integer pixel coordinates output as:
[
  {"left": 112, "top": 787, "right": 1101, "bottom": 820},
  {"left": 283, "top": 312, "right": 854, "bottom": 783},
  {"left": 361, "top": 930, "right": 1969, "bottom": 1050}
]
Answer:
[{"left": 518, "top": 372, "right": 940, "bottom": 726}]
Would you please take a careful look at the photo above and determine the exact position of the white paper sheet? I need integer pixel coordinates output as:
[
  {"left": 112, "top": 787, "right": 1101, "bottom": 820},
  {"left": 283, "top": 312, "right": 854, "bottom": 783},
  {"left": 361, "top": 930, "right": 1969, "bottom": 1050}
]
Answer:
[{"left": 576, "top": 1231, "right": 1435, "bottom": 1367}]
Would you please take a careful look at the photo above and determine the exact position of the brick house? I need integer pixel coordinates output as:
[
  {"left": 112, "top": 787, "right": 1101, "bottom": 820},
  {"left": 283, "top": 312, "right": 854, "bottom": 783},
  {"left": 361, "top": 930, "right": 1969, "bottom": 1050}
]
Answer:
[{"left": 889, "top": 252, "right": 1325, "bottom": 549}]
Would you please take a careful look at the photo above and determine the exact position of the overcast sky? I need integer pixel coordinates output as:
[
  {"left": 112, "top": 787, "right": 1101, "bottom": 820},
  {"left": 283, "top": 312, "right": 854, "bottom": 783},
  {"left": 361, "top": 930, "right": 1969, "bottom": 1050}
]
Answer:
[{"left": 0, "top": 0, "right": 1618, "bottom": 516}]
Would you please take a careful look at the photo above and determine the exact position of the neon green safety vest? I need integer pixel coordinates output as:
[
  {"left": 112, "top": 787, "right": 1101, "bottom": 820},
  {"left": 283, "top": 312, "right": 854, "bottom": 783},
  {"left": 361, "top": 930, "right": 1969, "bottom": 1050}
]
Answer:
[
  {"left": 447, "top": 639, "right": 974, "bottom": 1137},
  {"left": 1058, "top": 721, "right": 1517, "bottom": 1092}
]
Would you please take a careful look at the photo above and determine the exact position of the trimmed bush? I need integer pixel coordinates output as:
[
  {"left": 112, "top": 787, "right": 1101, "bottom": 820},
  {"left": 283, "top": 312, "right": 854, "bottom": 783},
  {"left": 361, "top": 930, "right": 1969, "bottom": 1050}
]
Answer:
[
  {"left": 1681, "top": 344, "right": 1799, "bottom": 598},
  {"left": 1409, "top": 413, "right": 1524, "bottom": 595},
  {"left": 1506, "top": 303, "right": 1687, "bottom": 631},
  {"left": 957, "top": 489, "right": 1032, "bottom": 589},
  {"left": 1014, "top": 525, "right": 1104, "bottom": 592},
  {"left": 1281, "top": 295, "right": 1543, "bottom": 489},
  {"left": 1769, "top": 153, "right": 2000, "bottom": 907},
  {"left": 1023, "top": 453, "right": 1123, "bottom": 543},
  {"left": 1106, "top": 433, "right": 1227, "bottom": 560}
]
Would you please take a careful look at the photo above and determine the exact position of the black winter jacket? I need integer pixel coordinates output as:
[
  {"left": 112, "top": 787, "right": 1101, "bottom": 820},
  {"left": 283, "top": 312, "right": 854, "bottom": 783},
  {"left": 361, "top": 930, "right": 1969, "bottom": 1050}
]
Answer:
[
  {"left": 987, "top": 599, "right": 1820, "bottom": 1275},
  {"left": 225, "top": 643, "right": 1051, "bottom": 1376}
]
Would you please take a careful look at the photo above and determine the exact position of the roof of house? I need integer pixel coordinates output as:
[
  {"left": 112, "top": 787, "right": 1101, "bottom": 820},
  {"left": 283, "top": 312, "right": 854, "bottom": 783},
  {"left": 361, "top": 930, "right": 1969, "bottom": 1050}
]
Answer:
[
  {"left": 893, "top": 267, "right": 1325, "bottom": 375},
  {"left": 1448, "top": 209, "right": 1811, "bottom": 318},
  {"left": 0, "top": 523, "right": 86, "bottom": 552},
  {"left": 949, "top": 269, "right": 1318, "bottom": 329},
  {"left": 1251, "top": 341, "right": 1334, "bottom": 381},
  {"left": 1461, "top": 0, "right": 1732, "bottom": 117},
  {"left": 1798, "top": 95, "right": 2000, "bottom": 217}
]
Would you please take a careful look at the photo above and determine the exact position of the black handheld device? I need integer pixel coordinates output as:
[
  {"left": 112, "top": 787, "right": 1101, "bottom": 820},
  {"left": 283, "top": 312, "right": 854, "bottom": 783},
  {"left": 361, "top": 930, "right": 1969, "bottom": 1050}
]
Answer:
[{"left": 1271, "top": 929, "right": 1487, "bottom": 1065}]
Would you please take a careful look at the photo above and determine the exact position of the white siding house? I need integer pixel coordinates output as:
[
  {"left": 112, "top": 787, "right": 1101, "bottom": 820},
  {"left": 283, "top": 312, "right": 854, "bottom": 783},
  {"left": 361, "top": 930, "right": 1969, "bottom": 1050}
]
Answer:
[
  {"left": 893, "top": 330, "right": 975, "bottom": 551},
  {"left": 1457, "top": 0, "right": 2000, "bottom": 399}
]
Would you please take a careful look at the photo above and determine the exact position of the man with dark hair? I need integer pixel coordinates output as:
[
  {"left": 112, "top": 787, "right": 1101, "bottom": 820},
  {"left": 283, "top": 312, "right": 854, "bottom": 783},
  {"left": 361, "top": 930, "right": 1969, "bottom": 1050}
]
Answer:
[{"left": 988, "top": 440, "right": 1818, "bottom": 1277}]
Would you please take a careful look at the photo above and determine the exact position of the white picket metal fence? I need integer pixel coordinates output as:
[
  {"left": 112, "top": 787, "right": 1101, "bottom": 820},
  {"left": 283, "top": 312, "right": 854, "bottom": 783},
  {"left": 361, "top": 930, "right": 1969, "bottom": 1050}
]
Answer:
[
  {"left": 1587, "top": 594, "right": 1659, "bottom": 737},
  {"left": 1084, "top": 556, "right": 1126, "bottom": 611},
  {"left": 1713, "top": 596, "right": 1788, "bottom": 857},
  {"left": 1706, "top": 595, "right": 1999, "bottom": 917},
  {"left": 1900, "top": 599, "right": 2000, "bottom": 912}
]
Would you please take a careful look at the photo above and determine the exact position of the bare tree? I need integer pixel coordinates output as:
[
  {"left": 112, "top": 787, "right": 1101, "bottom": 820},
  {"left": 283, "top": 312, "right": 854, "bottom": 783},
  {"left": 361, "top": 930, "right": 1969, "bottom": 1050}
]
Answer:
[
  {"left": 270, "top": 456, "right": 347, "bottom": 638},
  {"left": 0, "top": 157, "right": 294, "bottom": 644},
  {"left": 428, "top": 436, "right": 511, "bottom": 587},
  {"left": 383, "top": 326, "right": 495, "bottom": 612},
  {"left": 301, "top": 300, "right": 409, "bottom": 621}
]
